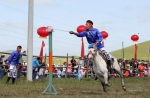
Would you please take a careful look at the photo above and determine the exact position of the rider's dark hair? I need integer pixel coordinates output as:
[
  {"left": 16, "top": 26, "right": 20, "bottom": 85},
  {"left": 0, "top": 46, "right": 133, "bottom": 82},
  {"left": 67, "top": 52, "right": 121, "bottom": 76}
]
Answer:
[
  {"left": 17, "top": 45, "right": 22, "bottom": 49},
  {"left": 86, "top": 20, "right": 93, "bottom": 25}
]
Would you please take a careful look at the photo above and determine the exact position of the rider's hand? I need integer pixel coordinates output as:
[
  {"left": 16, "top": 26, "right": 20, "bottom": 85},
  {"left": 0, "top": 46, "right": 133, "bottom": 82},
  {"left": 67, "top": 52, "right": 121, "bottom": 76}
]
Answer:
[
  {"left": 69, "top": 31, "right": 74, "bottom": 34},
  {"left": 93, "top": 42, "right": 98, "bottom": 46}
]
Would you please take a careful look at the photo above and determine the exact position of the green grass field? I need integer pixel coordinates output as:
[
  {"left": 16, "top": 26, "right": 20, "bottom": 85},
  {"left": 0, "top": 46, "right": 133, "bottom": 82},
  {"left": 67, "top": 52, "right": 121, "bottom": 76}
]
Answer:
[
  {"left": 51, "top": 58, "right": 72, "bottom": 65},
  {"left": 45, "top": 58, "right": 79, "bottom": 65},
  {"left": 110, "top": 40, "right": 150, "bottom": 60},
  {"left": 0, "top": 76, "right": 150, "bottom": 98}
]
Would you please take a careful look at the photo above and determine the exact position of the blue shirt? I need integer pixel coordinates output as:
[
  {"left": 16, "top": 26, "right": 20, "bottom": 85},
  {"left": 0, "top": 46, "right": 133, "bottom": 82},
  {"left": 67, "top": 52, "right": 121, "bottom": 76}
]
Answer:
[
  {"left": 8, "top": 50, "right": 20, "bottom": 65},
  {"left": 32, "top": 58, "right": 41, "bottom": 69},
  {"left": 76, "top": 28, "right": 104, "bottom": 49}
]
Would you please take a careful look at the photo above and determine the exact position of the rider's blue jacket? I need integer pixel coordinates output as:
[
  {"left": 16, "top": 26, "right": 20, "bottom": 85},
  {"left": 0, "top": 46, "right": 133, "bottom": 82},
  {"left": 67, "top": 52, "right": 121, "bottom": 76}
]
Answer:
[
  {"left": 76, "top": 28, "right": 104, "bottom": 49},
  {"left": 8, "top": 50, "right": 20, "bottom": 65}
]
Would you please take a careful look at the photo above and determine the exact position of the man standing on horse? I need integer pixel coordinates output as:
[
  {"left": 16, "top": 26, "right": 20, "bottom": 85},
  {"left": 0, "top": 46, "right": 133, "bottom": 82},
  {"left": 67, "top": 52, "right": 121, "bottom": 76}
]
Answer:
[{"left": 69, "top": 20, "right": 113, "bottom": 69}]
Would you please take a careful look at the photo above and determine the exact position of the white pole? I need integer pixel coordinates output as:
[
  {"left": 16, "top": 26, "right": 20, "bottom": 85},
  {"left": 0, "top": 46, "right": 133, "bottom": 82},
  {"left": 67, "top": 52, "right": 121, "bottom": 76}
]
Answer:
[{"left": 27, "top": 0, "right": 34, "bottom": 81}]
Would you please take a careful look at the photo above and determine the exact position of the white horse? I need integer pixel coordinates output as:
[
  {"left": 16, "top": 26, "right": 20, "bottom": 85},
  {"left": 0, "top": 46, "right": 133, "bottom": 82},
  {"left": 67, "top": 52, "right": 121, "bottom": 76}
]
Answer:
[{"left": 87, "top": 48, "right": 126, "bottom": 92}]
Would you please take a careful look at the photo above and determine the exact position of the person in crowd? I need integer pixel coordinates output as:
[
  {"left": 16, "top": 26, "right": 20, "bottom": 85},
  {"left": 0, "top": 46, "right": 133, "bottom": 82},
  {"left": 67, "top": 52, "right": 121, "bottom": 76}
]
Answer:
[
  {"left": 32, "top": 57, "right": 41, "bottom": 79},
  {"left": 62, "top": 62, "right": 66, "bottom": 76},
  {"left": 147, "top": 62, "right": 150, "bottom": 77},
  {"left": 0, "top": 55, "right": 5, "bottom": 79},
  {"left": 124, "top": 64, "right": 131, "bottom": 78},
  {"left": 38, "top": 64, "right": 46, "bottom": 79},
  {"left": 67, "top": 62, "right": 72, "bottom": 78},
  {"left": 57, "top": 68, "right": 62, "bottom": 78},
  {"left": 138, "top": 62, "right": 145, "bottom": 77},
  {"left": 78, "top": 57, "right": 84, "bottom": 67},
  {"left": 73, "top": 70, "right": 78, "bottom": 78},
  {"left": 143, "top": 62, "right": 148, "bottom": 77},
  {"left": 0, "top": 55, "right": 3, "bottom": 65},
  {"left": 70, "top": 56, "right": 76, "bottom": 73},
  {"left": 61, "top": 62, "right": 67, "bottom": 77},
  {"left": 6, "top": 46, "right": 22, "bottom": 84},
  {"left": 17, "top": 51, "right": 26, "bottom": 79}
]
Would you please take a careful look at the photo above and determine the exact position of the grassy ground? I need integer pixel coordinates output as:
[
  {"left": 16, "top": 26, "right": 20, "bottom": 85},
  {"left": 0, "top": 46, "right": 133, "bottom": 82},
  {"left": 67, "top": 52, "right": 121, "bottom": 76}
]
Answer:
[{"left": 0, "top": 76, "right": 150, "bottom": 98}]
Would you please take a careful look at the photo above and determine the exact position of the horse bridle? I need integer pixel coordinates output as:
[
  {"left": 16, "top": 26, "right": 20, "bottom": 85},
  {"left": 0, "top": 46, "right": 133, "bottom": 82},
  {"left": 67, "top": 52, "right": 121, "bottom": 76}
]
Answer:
[{"left": 87, "top": 48, "right": 97, "bottom": 58}]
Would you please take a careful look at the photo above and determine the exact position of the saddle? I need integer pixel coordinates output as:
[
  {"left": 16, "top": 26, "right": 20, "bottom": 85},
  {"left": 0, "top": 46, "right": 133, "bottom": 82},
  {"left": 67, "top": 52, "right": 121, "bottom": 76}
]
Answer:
[{"left": 98, "top": 52, "right": 114, "bottom": 73}]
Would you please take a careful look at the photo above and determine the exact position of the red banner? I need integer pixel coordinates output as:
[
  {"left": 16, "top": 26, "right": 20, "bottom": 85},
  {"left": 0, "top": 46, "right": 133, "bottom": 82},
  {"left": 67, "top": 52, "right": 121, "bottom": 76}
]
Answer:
[
  {"left": 148, "top": 45, "right": 150, "bottom": 54},
  {"left": 134, "top": 44, "right": 138, "bottom": 60},
  {"left": 39, "top": 41, "right": 45, "bottom": 63},
  {"left": 81, "top": 38, "right": 84, "bottom": 58}
]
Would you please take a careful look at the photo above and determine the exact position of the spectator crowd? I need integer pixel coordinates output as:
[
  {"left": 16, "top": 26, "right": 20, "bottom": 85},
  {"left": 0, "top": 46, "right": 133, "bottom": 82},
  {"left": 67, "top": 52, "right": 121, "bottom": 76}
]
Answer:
[{"left": 0, "top": 46, "right": 150, "bottom": 84}]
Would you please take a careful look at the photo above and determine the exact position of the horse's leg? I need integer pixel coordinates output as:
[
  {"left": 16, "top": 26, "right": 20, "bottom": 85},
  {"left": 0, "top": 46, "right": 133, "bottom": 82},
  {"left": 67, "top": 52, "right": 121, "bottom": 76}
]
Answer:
[
  {"left": 108, "top": 74, "right": 112, "bottom": 81},
  {"left": 114, "top": 65, "right": 126, "bottom": 91},
  {"left": 97, "top": 75, "right": 106, "bottom": 92},
  {"left": 104, "top": 72, "right": 112, "bottom": 87}
]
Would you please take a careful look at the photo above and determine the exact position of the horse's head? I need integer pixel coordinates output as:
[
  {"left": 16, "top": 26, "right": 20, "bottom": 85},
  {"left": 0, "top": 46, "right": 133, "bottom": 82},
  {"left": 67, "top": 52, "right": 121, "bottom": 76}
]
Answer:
[{"left": 87, "top": 48, "right": 97, "bottom": 60}]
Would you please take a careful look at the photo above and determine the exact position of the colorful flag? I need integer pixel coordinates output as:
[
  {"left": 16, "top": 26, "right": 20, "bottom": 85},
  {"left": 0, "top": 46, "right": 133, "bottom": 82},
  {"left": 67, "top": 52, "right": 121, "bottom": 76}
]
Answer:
[
  {"left": 134, "top": 44, "right": 138, "bottom": 60},
  {"left": 39, "top": 41, "right": 45, "bottom": 63},
  {"left": 81, "top": 38, "right": 84, "bottom": 58}
]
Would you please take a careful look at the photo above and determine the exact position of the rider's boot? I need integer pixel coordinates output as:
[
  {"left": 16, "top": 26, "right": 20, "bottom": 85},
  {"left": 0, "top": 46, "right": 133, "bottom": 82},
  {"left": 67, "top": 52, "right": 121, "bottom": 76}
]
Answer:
[{"left": 107, "top": 59, "right": 114, "bottom": 74}]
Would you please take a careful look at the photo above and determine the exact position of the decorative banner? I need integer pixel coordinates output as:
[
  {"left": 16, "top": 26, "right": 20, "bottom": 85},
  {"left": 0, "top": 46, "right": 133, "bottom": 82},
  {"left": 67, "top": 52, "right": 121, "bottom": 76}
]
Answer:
[
  {"left": 77, "top": 25, "right": 86, "bottom": 33},
  {"left": 39, "top": 41, "right": 45, "bottom": 63},
  {"left": 134, "top": 44, "right": 138, "bottom": 60},
  {"left": 131, "top": 34, "right": 139, "bottom": 42},
  {"left": 148, "top": 45, "right": 150, "bottom": 54},
  {"left": 101, "top": 31, "right": 108, "bottom": 40},
  {"left": 81, "top": 38, "right": 84, "bottom": 58}
]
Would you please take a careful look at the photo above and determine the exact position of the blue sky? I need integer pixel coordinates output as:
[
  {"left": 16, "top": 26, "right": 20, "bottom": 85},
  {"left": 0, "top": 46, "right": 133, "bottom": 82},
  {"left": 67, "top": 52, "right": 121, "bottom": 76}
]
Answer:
[{"left": 0, "top": 0, "right": 150, "bottom": 56}]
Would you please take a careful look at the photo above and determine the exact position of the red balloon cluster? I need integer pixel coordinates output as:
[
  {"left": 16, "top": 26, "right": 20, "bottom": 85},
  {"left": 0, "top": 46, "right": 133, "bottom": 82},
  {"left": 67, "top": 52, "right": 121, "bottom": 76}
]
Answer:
[
  {"left": 101, "top": 31, "right": 108, "bottom": 39},
  {"left": 77, "top": 25, "right": 86, "bottom": 33},
  {"left": 37, "top": 27, "right": 49, "bottom": 38},
  {"left": 131, "top": 34, "right": 139, "bottom": 42}
]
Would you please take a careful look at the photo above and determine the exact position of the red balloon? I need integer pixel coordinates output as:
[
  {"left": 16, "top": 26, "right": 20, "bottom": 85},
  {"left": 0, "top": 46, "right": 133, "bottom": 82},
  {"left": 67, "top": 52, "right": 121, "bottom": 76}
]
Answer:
[
  {"left": 101, "top": 31, "right": 108, "bottom": 39},
  {"left": 131, "top": 34, "right": 139, "bottom": 41},
  {"left": 37, "top": 27, "right": 49, "bottom": 38},
  {"left": 77, "top": 25, "right": 86, "bottom": 33}
]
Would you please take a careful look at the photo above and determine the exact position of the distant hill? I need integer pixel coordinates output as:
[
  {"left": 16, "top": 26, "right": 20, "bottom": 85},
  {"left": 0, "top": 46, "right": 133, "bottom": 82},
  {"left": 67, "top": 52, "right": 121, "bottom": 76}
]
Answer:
[{"left": 110, "top": 40, "right": 150, "bottom": 60}]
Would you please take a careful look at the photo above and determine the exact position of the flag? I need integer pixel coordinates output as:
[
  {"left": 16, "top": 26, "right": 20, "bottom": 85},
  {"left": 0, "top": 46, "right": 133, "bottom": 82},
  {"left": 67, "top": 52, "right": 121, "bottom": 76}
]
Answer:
[
  {"left": 81, "top": 38, "right": 84, "bottom": 58},
  {"left": 148, "top": 45, "right": 150, "bottom": 54},
  {"left": 39, "top": 41, "right": 45, "bottom": 63},
  {"left": 134, "top": 44, "right": 138, "bottom": 60}
]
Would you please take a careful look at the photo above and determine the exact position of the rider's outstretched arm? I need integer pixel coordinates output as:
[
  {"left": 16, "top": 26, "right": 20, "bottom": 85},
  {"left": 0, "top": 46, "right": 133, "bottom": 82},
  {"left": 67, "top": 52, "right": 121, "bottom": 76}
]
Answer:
[{"left": 70, "top": 31, "right": 87, "bottom": 37}]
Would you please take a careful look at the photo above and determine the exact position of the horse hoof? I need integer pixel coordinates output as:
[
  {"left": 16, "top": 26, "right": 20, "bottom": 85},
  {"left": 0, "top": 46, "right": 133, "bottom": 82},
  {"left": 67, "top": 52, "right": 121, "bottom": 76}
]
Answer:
[
  {"left": 122, "top": 86, "right": 126, "bottom": 91},
  {"left": 104, "top": 90, "right": 106, "bottom": 92},
  {"left": 105, "top": 83, "right": 112, "bottom": 87}
]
